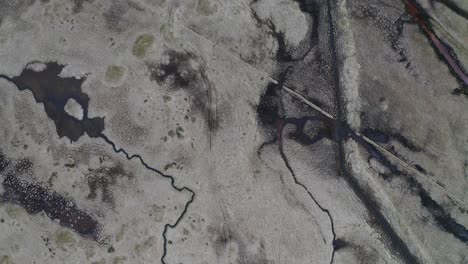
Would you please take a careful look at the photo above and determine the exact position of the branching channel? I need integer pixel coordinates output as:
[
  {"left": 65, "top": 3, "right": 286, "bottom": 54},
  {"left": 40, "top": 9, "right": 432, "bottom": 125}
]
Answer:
[{"left": 98, "top": 134, "right": 195, "bottom": 264}]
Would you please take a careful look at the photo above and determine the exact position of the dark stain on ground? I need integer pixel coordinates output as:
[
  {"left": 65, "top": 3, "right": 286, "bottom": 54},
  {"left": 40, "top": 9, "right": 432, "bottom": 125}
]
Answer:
[
  {"left": 356, "top": 131, "right": 468, "bottom": 244},
  {"left": 358, "top": 131, "right": 468, "bottom": 245},
  {"left": 0, "top": 150, "right": 101, "bottom": 241},
  {"left": 362, "top": 128, "right": 422, "bottom": 152},
  {"left": 0, "top": 62, "right": 105, "bottom": 142},
  {"left": 354, "top": 129, "right": 468, "bottom": 244},
  {"left": 256, "top": 73, "right": 335, "bottom": 146},
  {"left": 250, "top": 0, "right": 319, "bottom": 63},
  {"left": 103, "top": 0, "right": 130, "bottom": 32},
  {"left": 149, "top": 51, "right": 198, "bottom": 88},
  {"left": 86, "top": 162, "right": 130, "bottom": 208},
  {"left": 332, "top": 238, "right": 347, "bottom": 251},
  {"left": 349, "top": 1, "right": 417, "bottom": 68},
  {"left": 452, "top": 84, "right": 468, "bottom": 97},
  {"left": 349, "top": 242, "right": 380, "bottom": 264},
  {"left": 257, "top": 80, "right": 344, "bottom": 148},
  {"left": 414, "top": 164, "right": 427, "bottom": 174},
  {"left": 0, "top": 0, "right": 35, "bottom": 26},
  {"left": 417, "top": 182, "right": 468, "bottom": 243},
  {"left": 362, "top": 128, "right": 390, "bottom": 144},
  {"left": 72, "top": 0, "right": 93, "bottom": 13},
  {"left": 147, "top": 50, "right": 220, "bottom": 136},
  {"left": 208, "top": 224, "right": 270, "bottom": 264},
  {"left": 0, "top": 152, "right": 11, "bottom": 174},
  {"left": 286, "top": 116, "right": 333, "bottom": 145},
  {"left": 256, "top": 82, "right": 285, "bottom": 138}
]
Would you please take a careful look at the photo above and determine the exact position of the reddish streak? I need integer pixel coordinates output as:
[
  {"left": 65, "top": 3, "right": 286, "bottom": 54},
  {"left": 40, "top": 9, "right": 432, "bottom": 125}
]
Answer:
[{"left": 403, "top": 0, "right": 468, "bottom": 85}]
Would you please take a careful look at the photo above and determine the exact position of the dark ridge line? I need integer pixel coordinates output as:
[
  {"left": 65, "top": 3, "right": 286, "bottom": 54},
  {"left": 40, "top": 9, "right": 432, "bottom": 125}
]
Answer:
[
  {"left": 325, "top": 1, "right": 421, "bottom": 263},
  {"left": 348, "top": 118, "right": 468, "bottom": 247},
  {"left": 335, "top": 140, "right": 421, "bottom": 264},
  {"left": 418, "top": 187, "right": 468, "bottom": 243},
  {"left": 362, "top": 128, "right": 422, "bottom": 152},
  {"left": 353, "top": 130, "right": 468, "bottom": 244},
  {"left": 277, "top": 121, "right": 337, "bottom": 264},
  {"left": 430, "top": 0, "right": 468, "bottom": 20},
  {"left": 98, "top": 133, "right": 195, "bottom": 264},
  {"left": 356, "top": 133, "right": 468, "bottom": 244}
]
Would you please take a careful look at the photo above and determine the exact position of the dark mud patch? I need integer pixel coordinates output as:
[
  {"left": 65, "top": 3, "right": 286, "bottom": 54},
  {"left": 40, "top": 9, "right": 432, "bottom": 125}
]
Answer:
[
  {"left": 147, "top": 50, "right": 221, "bottom": 136},
  {"left": 256, "top": 81, "right": 285, "bottom": 138},
  {"left": 348, "top": 242, "right": 381, "bottom": 264},
  {"left": 103, "top": 1, "right": 130, "bottom": 32},
  {"left": 362, "top": 128, "right": 422, "bottom": 152},
  {"left": 358, "top": 136, "right": 468, "bottom": 245},
  {"left": 256, "top": 78, "right": 343, "bottom": 147},
  {"left": 417, "top": 182, "right": 468, "bottom": 243},
  {"left": 86, "top": 162, "right": 131, "bottom": 208},
  {"left": 103, "top": 0, "right": 145, "bottom": 32},
  {"left": 360, "top": 127, "right": 427, "bottom": 176},
  {"left": 285, "top": 116, "right": 334, "bottom": 145},
  {"left": 353, "top": 127, "right": 467, "bottom": 244},
  {"left": 333, "top": 238, "right": 348, "bottom": 251},
  {"left": 250, "top": 0, "right": 319, "bottom": 63},
  {"left": 0, "top": 0, "right": 35, "bottom": 26},
  {"left": 207, "top": 224, "right": 270, "bottom": 264},
  {"left": 348, "top": 0, "right": 426, "bottom": 76},
  {"left": 0, "top": 150, "right": 101, "bottom": 241},
  {"left": 0, "top": 62, "right": 105, "bottom": 142},
  {"left": 357, "top": 130, "right": 468, "bottom": 245},
  {"left": 414, "top": 164, "right": 427, "bottom": 174},
  {"left": 72, "top": 0, "right": 93, "bottom": 13}
]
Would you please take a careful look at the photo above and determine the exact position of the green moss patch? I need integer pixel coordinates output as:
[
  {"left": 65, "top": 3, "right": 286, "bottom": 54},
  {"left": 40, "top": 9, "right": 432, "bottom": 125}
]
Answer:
[
  {"left": 0, "top": 256, "right": 14, "bottom": 264},
  {"left": 55, "top": 230, "right": 76, "bottom": 250},
  {"left": 106, "top": 65, "right": 124, "bottom": 82},
  {"left": 132, "top": 34, "right": 154, "bottom": 58},
  {"left": 197, "top": 0, "right": 217, "bottom": 16},
  {"left": 5, "top": 205, "right": 24, "bottom": 219},
  {"left": 113, "top": 256, "right": 127, "bottom": 264}
]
